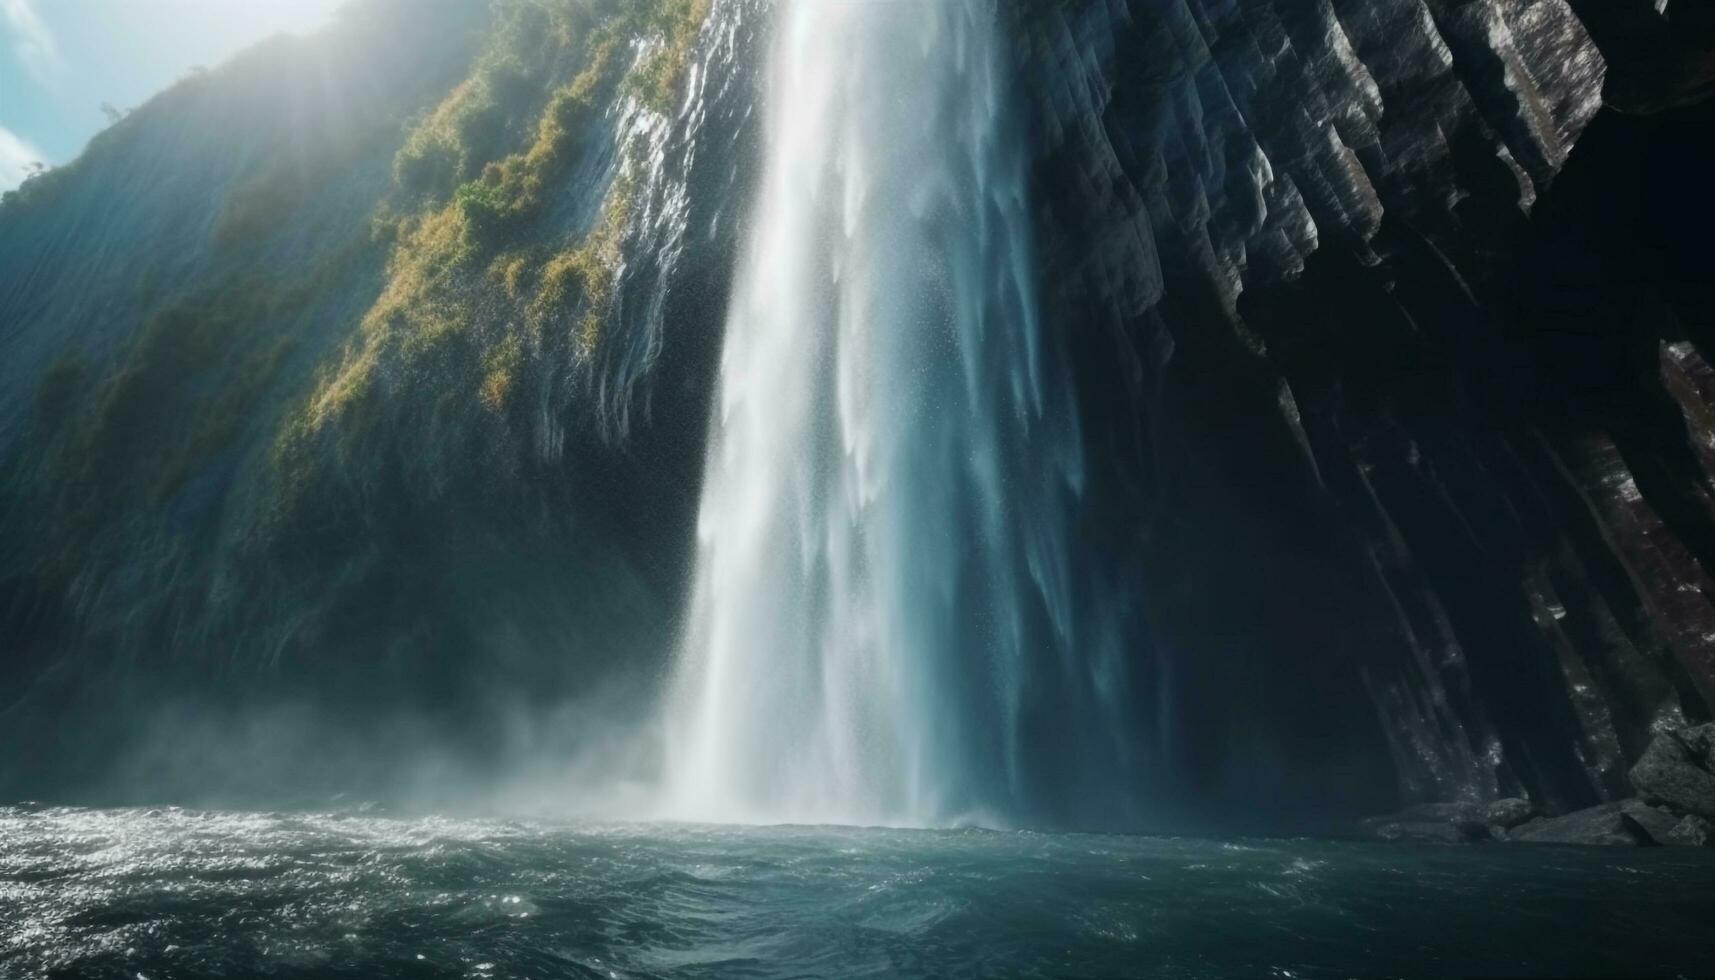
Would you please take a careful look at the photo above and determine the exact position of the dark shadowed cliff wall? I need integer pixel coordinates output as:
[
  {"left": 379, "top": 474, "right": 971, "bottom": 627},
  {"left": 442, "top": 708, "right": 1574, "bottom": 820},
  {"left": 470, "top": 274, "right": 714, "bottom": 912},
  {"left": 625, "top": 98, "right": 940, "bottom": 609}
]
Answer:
[{"left": 1013, "top": 0, "right": 1715, "bottom": 822}]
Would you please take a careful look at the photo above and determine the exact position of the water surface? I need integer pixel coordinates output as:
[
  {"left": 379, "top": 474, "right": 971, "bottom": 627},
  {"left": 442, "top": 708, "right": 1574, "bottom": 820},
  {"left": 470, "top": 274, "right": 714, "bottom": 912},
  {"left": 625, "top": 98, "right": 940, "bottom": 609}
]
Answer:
[{"left": 3, "top": 807, "right": 1713, "bottom": 978}]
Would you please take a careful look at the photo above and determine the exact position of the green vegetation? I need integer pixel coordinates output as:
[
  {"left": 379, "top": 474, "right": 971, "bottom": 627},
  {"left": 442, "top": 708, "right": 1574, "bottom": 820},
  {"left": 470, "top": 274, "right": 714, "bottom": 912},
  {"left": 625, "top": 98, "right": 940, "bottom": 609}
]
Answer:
[
  {"left": 212, "top": 127, "right": 388, "bottom": 250},
  {"left": 628, "top": 0, "right": 712, "bottom": 114},
  {"left": 12, "top": 236, "right": 376, "bottom": 583},
  {"left": 482, "top": 333, "right": 526, "bottom": 412},
  {"left": 533, "top": 169, "right": 636, "bottom": 355},
  {"left": 0, "top": 0, "right": 716, "bottom": 746},
  {"left": 391, "top": 0, "right": 623, "bottom": 203},
  {"left": 2, "top": 0, "right": 712, "bottom": 657},
  {"left": 282, "top": 0, "right": 710, "bottom": 466},
  {"left": 1, "top": 0, "right": 485, "bottom": 223}
]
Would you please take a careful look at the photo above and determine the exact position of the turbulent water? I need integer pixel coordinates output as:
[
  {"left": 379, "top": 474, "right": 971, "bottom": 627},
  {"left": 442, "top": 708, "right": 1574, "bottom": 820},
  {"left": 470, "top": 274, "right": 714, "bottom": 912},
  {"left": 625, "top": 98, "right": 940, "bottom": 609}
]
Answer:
[
  {"left": 660, "top": 0, "right": 1141, "bottom": 828},
  {"left": 5, "top": 807, "right": 1715, "bottom": 979}
]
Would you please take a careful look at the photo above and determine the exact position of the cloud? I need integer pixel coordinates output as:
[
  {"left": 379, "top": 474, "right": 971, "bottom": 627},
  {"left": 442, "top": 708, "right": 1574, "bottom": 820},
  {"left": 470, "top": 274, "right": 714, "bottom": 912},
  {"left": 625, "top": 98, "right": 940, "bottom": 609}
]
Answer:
[
  {"left": 1, "top": 0, "right": 63, "bottom": 86},
  {"left": 0, "top": 123, "right": 46, "bottom": 192}
]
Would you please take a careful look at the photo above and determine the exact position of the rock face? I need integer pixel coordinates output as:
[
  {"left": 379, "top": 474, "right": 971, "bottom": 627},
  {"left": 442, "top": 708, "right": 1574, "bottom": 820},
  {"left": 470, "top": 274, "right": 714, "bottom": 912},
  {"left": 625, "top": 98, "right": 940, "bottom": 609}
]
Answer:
[
  {"left": 1012, "top": 0, "right": 1715, "bottom": 820},
  {"left": 0, "top": 0, "right": 759, "bottom": 804},
  {"left": 1360, "top": 801, "right": 1495, "bottom": 842},
  {"left": 1486, "top": 798, "right": 1537, "bottom": 829},
  {"left": 1629, "top": 724, "right": 1715, "bottom": 818},
  {"left": 1362, "top": 795, "right": 1714, "bottom": 846},
  {"left": 1362, "top": 799, "right": 1534, "bottom": 832},
  {"left": 1510, "top": 803, "right": 1653, "bottom": 846},
  {"left": 1372, "top": 819, "right": 1490, "bottom": 845},
  {"left": 1667, "top": 814, "right": 1714, "bottom": 847},
  {"left": 1617, "top": 799, "right": 1683, "bottom": 845}
]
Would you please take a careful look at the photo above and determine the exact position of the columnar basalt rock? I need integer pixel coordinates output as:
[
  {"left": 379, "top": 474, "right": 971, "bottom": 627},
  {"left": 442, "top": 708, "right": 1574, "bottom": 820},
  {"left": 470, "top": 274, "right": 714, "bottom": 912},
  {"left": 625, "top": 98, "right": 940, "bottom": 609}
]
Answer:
[{"left": 1013, "top": 0, "right": 1715, "bottom": 818}]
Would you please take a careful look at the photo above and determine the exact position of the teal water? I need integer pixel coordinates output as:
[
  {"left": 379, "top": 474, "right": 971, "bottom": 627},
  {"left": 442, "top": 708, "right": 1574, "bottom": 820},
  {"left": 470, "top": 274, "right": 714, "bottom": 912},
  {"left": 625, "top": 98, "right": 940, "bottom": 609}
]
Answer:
[{"left": 3, "top": 806, "right": 1713, "bottom": 979}]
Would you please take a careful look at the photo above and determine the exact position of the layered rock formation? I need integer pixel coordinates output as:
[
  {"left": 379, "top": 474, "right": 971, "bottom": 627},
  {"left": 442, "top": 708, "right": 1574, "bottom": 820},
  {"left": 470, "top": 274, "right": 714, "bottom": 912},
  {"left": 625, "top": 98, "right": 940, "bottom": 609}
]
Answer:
[
  {"left": 1356, "top": 723, "right": 1715, "bottom": 845},
  {"left": 1013, "top": 0, "right": 1715, "bottom": 819}
]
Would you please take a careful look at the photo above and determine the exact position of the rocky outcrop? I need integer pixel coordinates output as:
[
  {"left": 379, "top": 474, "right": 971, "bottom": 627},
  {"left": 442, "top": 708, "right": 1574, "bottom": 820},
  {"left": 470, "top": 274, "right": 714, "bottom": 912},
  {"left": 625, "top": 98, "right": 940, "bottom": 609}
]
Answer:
[
  {"left": 1362, "top": 794, "right": 1715, "bottom": 846},
  {"left": 1361, "top": 798, "right": 1536, "bottom": 838},
  {"left": 1506, "top": 798, "right": 1715, "bottom": 847},
  {"left": 1629, "top": 723, "right": 1715, "bottom": 818},
  {"left": 1485, "top": 797, "right": 1536, "bottom": 829},
  {"left": 0, "top": 0, "right": 754, "bottom": 804},
  {"left": 1015, "top": 0, "right": 1715, "bottom": 822},
  {"left": 1510, "top": 802, "right": 1653, "bottom": 846},
  {"left": 1362, "top": 723, "right": 1715, "bottom": 846},
  {"left": 1362, "top": 723, "right": 1715, "bottom": 844},
  {"left": 1615, "top": 799, "right": 1683, "bottom": 845},
  {"left": 1667, "top": 814, "right": 1714, "bottom": 847},
  {"left": 1371, "top": 819, "right": 1490, "bottom": 845}
]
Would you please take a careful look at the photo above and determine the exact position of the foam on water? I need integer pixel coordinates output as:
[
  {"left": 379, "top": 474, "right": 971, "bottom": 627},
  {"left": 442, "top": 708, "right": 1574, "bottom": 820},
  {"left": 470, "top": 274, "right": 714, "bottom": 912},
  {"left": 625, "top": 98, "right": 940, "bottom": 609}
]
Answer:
[{"left": 5, "top": 807, "right": 1714, "bottom": 978}]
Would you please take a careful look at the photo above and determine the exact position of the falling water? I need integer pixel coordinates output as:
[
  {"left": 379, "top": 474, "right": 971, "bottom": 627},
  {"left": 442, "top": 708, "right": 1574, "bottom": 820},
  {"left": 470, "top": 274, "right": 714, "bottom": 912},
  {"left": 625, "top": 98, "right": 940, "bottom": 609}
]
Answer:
[{"left": 660, "top": 0, "right": 1141, "bottom": 827}]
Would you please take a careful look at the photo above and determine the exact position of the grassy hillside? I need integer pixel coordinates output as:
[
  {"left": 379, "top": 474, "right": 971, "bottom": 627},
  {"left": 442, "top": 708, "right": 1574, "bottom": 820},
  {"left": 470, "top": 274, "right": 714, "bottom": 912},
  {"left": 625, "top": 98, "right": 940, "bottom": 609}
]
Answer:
[{"left": 0, "top": 0, "right": 717, "bottom": 803}]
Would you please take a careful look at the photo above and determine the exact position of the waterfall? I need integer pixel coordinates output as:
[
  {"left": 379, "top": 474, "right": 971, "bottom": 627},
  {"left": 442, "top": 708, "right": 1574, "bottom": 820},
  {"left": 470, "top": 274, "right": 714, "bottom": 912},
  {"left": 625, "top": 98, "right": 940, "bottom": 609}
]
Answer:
[{"left": 659, "top": 0, "right": 1142, "bottom": 828}]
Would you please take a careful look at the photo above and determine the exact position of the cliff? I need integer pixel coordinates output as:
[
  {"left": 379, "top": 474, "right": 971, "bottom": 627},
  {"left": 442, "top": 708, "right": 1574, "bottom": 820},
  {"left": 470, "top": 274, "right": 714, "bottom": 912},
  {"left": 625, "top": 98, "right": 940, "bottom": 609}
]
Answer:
[
  {"left": 1014, "top": 0, "right": 1715, "bottom": 820},
  {"left": 0, "top": 0, "right": 748, "bottom": 803},
  {"left": 1, "top": 0, "right": 1712, "bottom": 827}
]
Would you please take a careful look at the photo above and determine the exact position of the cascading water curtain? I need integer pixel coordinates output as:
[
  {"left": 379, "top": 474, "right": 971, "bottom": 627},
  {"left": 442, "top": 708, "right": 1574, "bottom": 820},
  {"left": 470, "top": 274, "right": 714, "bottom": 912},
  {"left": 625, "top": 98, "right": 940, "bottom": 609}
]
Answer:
[{"left": 661, "top": 0, "right": 1147, "bottom": 828}]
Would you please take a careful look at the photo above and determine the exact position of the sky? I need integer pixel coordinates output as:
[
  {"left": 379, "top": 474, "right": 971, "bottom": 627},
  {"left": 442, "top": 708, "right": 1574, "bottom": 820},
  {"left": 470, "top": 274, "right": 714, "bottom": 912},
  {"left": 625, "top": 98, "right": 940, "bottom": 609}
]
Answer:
[{"left": 0, "top": 0, "right": 347, "bottom": 190}]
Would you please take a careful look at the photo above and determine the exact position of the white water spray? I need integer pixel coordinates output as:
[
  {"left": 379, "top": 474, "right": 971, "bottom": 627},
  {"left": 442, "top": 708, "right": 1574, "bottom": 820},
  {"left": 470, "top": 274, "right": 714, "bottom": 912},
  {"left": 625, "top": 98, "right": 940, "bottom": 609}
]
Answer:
[{"left": 660, "top": 0, "right": 1138, "bottom": 827}]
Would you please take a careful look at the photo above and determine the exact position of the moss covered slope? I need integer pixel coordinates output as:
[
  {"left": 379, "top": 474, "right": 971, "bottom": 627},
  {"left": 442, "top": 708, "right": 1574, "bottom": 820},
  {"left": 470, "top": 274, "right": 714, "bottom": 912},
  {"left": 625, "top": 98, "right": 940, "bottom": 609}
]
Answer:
[{"left": 0, "top": 0, "right": 716, "bottom": 801}]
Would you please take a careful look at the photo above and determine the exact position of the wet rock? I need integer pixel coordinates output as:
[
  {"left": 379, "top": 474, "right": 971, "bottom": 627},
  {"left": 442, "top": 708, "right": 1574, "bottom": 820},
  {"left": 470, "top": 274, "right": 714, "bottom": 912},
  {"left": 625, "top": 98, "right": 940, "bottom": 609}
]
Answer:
[
  {"left": 1371, "top": 820, "right": 1491, "bottom": 844},
  {"left": 1360, "top": 801, "right": 1497, "bottom": 842},
  {"left": 1619, "top": 800, "right": 1682, "bottom": 845},
  {"left": 1666, "top": 814, "right": 1714, "bottom": 848},
  {"left": 1509, "top": 803, "right": 1654, "bottom": 846},
  {"left": 1365, "top": 798, "right": 1535, "bottom": 828},
  {"left": 1015, "top": 0, "right": 1715, "bottom": 824},
  {"left": 1484, "top": 798, "right": 1536, "bottom": 829},
  {"left": 1628, "top": 724, "right": 1715, "bottom": 818}
]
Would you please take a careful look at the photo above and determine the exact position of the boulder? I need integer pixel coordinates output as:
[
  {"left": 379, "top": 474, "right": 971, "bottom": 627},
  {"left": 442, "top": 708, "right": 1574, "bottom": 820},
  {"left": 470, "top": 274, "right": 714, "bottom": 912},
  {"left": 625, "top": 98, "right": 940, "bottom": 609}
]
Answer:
[
  {"left": 1360, "top": 801, "right": 1496, "bottom": 842},
  {"left": 1484, "top": 797, "right": 1535, "bottom": 829},
  {"left": 1619, "top": 800, "right": 1682, "bottom": 845},
  {"left": 1509, "top": 803, "right": 1654, "bottom": 846},
  {"left": 1361, "top": 799, "right": 1545, "bottom": 842},
  {"left": 1371, "top": 820, "right": 1491, "bottom": 844},
  {"left": 1666, "top": 815, "right": 1714, "bottom": 848},
  {"left": 1628, "top": 724, "right": 1715, "bottom": 819}
]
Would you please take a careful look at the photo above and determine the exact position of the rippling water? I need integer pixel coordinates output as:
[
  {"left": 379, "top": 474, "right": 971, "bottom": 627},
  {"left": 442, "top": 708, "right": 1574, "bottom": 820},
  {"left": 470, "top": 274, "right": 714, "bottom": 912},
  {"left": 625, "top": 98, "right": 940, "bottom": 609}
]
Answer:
[{"left": 4, "top": 807, "right": 1714, "bottom": 978}]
